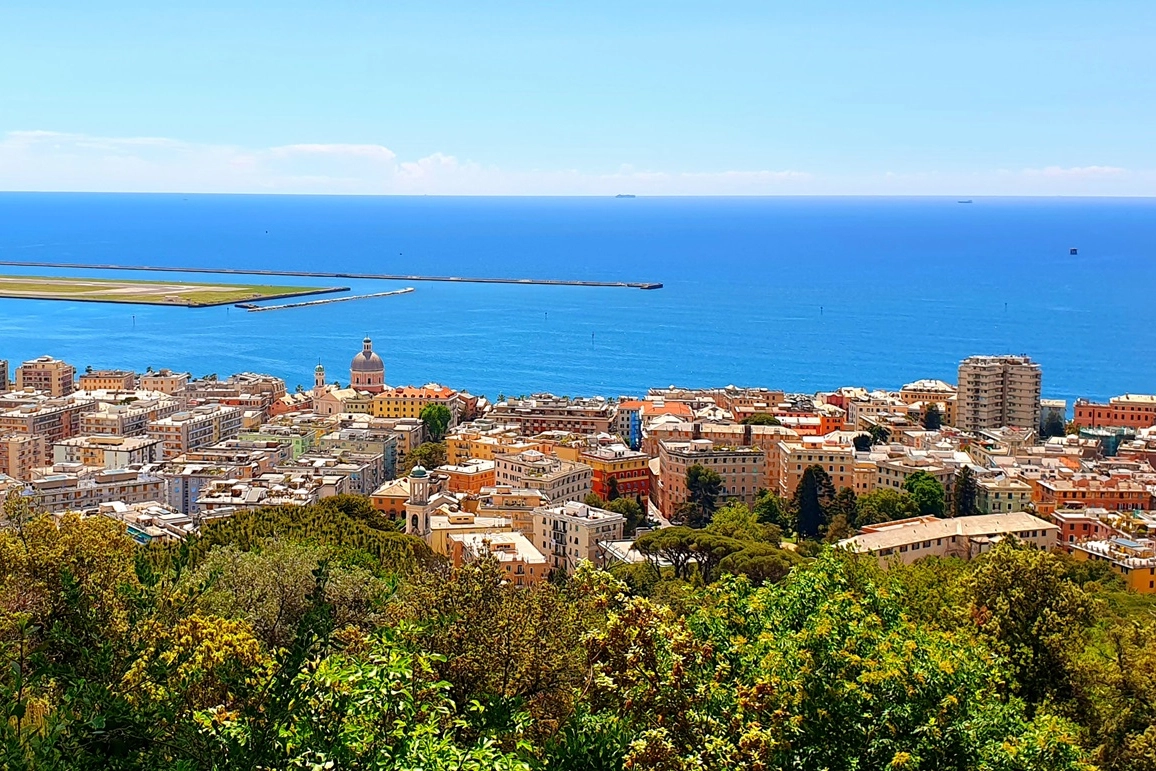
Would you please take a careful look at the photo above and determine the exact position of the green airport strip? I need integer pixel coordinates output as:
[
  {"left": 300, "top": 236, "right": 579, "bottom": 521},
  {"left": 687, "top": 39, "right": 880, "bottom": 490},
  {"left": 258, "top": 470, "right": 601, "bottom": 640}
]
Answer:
[{"left": 0, "top": 274, "right": 344, "bottom": 307}]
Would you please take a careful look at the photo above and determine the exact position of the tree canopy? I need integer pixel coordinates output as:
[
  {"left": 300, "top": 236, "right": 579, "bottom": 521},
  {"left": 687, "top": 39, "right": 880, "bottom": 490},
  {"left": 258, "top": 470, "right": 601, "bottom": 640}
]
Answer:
[
  {"left": 953, "top": 466, "right": 979, "bottom": 517},
  {"left": 923, "top": 403, "right": 943, "bottom": 429},
  {"left": 2, "top": 492, "right": 1146, "bottom": 770},
  {"left": 903, "top": 470, "right": 946, "bottom": 517},
  {"left": 683, "top": 464, "right": 722, "bottom": 527},
  {"left": 740, "top": 413, "right": 781, "bottom": 425},
  {"left": 791, "top": 465, "right": 836, "bottom": 538},
  {"left": 419, "top": 402, "right": 453, "bottom": 442},
  {"left": 402, "top": 442, "right": 448, "bottom": 474}
]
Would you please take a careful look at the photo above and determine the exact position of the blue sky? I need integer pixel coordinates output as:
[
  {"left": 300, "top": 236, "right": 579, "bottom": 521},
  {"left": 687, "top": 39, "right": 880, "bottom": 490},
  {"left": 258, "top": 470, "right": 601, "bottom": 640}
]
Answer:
[{"left": 1, "top": 1, "right": 1153, "bottom": 194}]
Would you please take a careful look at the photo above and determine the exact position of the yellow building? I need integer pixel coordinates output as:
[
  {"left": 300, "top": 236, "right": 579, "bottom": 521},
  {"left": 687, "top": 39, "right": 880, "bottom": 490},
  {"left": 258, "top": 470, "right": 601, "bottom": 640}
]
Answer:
[
  {"left": 472, "top": 486, "right": 551, "bottom": 534},
  {"left": 370, "top": 477, "right": 412, "bottom": 522},
  {"left": 445, "top": 429, "right": 541, "bottom": 464},
  {"left": 372, "top": 384, "right": 459, "bottom": 419},
  {"left": 899, "top": 379, "right": 957, "bottom": 426},
  {"left": 426, "top": 510, "right": 513, "bottom": 555},
  {"left": 139, "top": 369, "right": 190, "bottom": 394},
  {"left": 317, "top": 388, "right": 375, "bottom": 416},
  {"left": 1071, "top": 538, "right": 1156, "bottom": 593},
  {"left": 448, "top": 532, "right": 548, "bottom": 587},
  {"left": 78, "top": 369, "right": 136, "bottom": 391},
  {"left": 778, "top": 438, "right": 856, "bottom": 498}
]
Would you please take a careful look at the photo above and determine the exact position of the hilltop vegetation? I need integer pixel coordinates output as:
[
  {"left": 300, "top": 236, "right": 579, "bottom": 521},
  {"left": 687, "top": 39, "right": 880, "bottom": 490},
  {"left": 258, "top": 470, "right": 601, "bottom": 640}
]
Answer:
[{"left": 0, "top": 493, "right": 1154, "bottom": 770}]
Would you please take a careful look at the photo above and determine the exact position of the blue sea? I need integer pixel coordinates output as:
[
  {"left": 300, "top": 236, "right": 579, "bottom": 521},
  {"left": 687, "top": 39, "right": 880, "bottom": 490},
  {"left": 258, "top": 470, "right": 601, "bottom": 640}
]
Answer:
[{"left": 0, "top": 194, "right": 1153, "bottom": 405}]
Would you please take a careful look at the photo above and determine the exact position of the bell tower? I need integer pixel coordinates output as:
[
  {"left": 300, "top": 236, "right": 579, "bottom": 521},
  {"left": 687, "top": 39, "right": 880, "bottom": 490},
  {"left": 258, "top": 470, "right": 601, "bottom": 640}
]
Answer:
[{"left": 405, "top": 465, "right": 432, "bottom": 535}]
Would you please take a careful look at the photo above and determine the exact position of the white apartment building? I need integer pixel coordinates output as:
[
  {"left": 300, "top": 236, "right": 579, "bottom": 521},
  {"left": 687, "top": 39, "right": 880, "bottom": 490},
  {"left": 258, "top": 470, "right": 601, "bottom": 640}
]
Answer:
[
  {"left": 840, "top": 512, "right": 1058, "bottom": 565},
  {"left": 532, "top": 500, "right": 625, "bottom": 574},
  {"left": 956, "top": 355, "right": 1042, "bottom": 432},
  {"left": 493, "top": 449, "right": 592, "bottom": 504},
  {"left": 147, "top": 404, "right": 243, "bottom": 459}
]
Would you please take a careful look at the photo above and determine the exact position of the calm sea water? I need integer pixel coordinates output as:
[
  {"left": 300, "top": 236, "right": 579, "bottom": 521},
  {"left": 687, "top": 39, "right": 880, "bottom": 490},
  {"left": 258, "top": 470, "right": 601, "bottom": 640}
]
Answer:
[{"left": 0, "top": 193, "right": 1153, "bottom": 405}]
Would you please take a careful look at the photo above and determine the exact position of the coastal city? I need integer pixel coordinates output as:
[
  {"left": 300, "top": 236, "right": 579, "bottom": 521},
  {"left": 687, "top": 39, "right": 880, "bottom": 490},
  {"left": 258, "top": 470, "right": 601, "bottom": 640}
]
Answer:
[{"left": 2, "top": 339, "right": 1154, "bottom": 592}]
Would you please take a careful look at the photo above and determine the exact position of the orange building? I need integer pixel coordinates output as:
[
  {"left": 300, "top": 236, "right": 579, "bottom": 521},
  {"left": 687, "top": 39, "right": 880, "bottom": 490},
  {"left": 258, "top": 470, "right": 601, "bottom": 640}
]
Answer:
[
  {"left": 369, "top": 478, "right": 409, "bottom": 521},
  {"left": 1051, "top": 506, "right": 1120, "bottom": 550},
  {"left": 579, "top": 443, "right": 650, "bottom": 503},
  {"left": 1033, "top": 475, "right": 1153, "bottom": 516},
  {"left": 767, "top": 411, "right": 844, "bottom": 436},
  {"left": 1074, "top": 395, "right": 1156, "bottom": 429},
  {"left": 436, "top": 459, "right": 496, "bottom": 494}
]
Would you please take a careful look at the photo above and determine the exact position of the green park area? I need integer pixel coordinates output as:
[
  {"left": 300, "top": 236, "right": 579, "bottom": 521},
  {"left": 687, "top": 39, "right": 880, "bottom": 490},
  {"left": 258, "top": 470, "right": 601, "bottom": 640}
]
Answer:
[{"left": 0, "top": 273, "right": 339, "bottom": 307}]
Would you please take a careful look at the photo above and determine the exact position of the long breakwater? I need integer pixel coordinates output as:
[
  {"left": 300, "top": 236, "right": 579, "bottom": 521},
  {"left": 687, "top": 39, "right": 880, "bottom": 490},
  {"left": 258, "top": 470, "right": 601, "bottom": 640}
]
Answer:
[
  {"left": 238, "top": 287, "right": 415, "bottom": 311},
  {"left": 0, "top": 261, "right": 663, "bottom": 290}
]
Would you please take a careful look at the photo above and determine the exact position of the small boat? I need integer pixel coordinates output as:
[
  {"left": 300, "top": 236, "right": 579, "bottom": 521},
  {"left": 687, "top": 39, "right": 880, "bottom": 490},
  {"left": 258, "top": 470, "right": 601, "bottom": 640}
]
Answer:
[
  {"left": 615, "top": 194, "right": 636, "bottom": 199},
  {"left": 957, "top": 199, "right": 973, "bottom": 204},
  {"left": 1070, "top": 248, "right": 1078, "bottom": 255}
]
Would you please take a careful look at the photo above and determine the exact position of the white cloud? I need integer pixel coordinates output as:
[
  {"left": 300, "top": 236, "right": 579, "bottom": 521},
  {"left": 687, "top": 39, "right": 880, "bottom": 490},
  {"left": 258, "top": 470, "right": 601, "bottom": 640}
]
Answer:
[
  {"left": 0, "top": 129, "right": 1150, "bottom": 195},
  {"left": 269, "top": 143, "right": 397, "bottom": 161},
  {"left": 1022, "top": 165, "right": 1126, "bottom": 178}
]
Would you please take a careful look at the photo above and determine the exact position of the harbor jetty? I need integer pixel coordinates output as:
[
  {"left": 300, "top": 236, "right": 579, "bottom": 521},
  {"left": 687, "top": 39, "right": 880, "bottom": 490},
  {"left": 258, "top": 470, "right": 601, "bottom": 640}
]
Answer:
[
  {"left": 0, "top": 261, "right": 663, "bottom": 290},
  {"left": 238, "top": 287, "right": 415, "bottom": 312}
]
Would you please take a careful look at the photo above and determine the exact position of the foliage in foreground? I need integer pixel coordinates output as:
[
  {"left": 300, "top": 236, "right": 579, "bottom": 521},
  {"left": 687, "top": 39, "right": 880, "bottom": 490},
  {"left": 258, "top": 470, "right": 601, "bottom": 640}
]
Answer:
[{"left": 1, "top": 498, "right": 1154, "bottom": 769}]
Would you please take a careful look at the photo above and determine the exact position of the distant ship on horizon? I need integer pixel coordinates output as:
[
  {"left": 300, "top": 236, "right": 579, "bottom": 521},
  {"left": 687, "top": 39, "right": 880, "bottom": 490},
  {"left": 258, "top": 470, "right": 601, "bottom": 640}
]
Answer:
[
  {"left": 958, "top": 199, "right": 973, "bottom": 204},
  {"left": 615, "top": 193, "right": 636, "bottom": 198}
]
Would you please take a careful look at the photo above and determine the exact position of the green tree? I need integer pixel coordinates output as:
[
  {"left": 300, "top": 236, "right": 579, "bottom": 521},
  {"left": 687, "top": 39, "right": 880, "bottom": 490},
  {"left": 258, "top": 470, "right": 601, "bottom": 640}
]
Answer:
[
  {"left": 707, "top": 501, "right": 780, "bottom": 545},
  {"left": 420, "top": 402, "right": 453, "bottom": 442},
  {"left": 634, "top": 526, "right": 697, "bottom": 581},
  {"left": 867, "top": 424, "right": 891, "bottom": 445},
  {"left": 823, "top": 513, "right": 855, "bottom": 543},
  {"left": 687, "top": 531, "right": 744, "bottom": 584},
  {"left": 1069, "top": 619, "right": 1156, "bottom": 770},
  {"left": 402, "top": 442, "right": 447, "bottom": 474},
  {"left": 584, "top": 552, "right": 1091, "bottom": 771},
  {"left": 201, "top": 630, "right": 534, "bottom": 770},
  {"left": 753, "top": 489, "right": 790, "bottom": 531},
  {"left": 389, "top": 559, "right": 588, "bottom": 741},
  {"left": 684, "top": 464, "right": 722, "bottom": 527},
  {"left": 828, "top": 487, "right": 858, "bottom": 525},
  {"left": 717, "top": 543, "right": 800, "bottom": 585},
  {"left": 605, "top": 475, "right": 619, "bottom": 501},
  {"left": 603, "top": 496, "right": 644, "bottom": 536},
  {"left": 852, "top": 433, "right": 872, "bottom": 452},
  {"left": 1041, "top": 412, "right": 1067, "bottom": 439},
  {"left": 792, "top": 465, "right": 836, "bottom": 539},
  {"left": 953, "top": 466, "right": 979, "bottom": 517},
  {"left": 740, "top": 413, "right": 781, "bottom": 426},
  {"left": 923, "top": 403, "right": 943, "bottom": 430},
  {"left": 180, "top": 540, "right": 393, "bottom": 649},
  {"left": 856, "top": 488, "right": 919, "bottom": 526},
  {"left": 965, "top": 540, "right": 1098, "bottom": 708},
  {"left": 903, "top": 470, "right": 946, "bottom": 517}
]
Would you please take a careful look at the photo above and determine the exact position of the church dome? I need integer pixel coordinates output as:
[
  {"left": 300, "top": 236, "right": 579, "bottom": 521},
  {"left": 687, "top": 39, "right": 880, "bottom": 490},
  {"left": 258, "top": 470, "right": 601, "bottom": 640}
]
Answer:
[
  {"left": 410, "top": 465, "right": 428, "bottom": 478},
  {"left": 351, "top": 336, "right": 384, "bottom": 374}
]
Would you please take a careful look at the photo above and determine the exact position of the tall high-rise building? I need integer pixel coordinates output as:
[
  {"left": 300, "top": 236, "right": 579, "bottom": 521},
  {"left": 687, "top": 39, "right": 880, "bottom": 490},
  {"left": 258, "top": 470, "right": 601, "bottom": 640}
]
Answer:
[{"left": 956, "top": 355, "right": 1042, "bottom": 432}]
